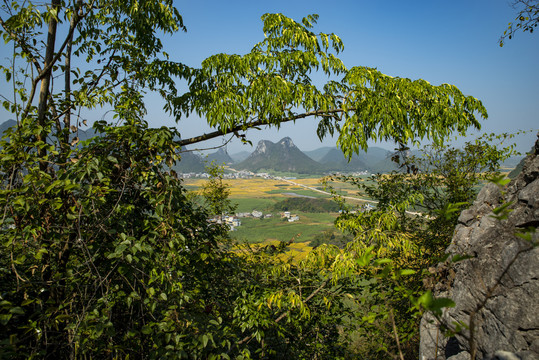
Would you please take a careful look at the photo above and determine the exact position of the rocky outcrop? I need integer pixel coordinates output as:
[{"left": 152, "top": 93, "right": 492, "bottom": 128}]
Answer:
[
  {"left": 419, "top": 134, "right": 539, "bottom": 360},
  {"left": 235, "top": 137, "right": 324, "bottom": 174}
]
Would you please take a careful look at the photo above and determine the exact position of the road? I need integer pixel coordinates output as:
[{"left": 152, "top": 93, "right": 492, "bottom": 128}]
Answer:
[
  {"left": 276, "top": 177, "right": 426, "bottom": 217},
  {"left": 227, "top": 168, "right": 426, "bottom": 217}
]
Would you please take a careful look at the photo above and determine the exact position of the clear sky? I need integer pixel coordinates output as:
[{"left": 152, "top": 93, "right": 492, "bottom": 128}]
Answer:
[
  {"left": 1, "top": 0, "right": 538, "bottom": 154},
  {"left": 155, "top": 0, "right": 539, "bottom": 153}
]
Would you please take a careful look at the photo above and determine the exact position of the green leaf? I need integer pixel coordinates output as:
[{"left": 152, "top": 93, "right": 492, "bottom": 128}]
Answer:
[
  {"left": 202, "top": 334, "right": 209, "bottom": 348},
  {"left": 374, "top": 258, "right": 392, "bottom": 266},
  {"left": 0, "top": 314, "right": 12, "bottom": 325},
  {"left": 356, "top": 246, "right": 374, "bottom": 267},
  {"left": 417, "top": 290, "right": 434, "bottom": 308},
  {"left": 9, "top": 307, "right": 24, "bottom": 315},
  {"left": 432, "top": 298, "right": 455, "bottom": 310},
  {"left": 492, "top": 201, "right": 513, "bottom": 215},
  {"left": 398, "top": 269, "right": 416, "bottom": 276},
  {"left": 451, "top": 254, "right": 474, "bottom": 262}
]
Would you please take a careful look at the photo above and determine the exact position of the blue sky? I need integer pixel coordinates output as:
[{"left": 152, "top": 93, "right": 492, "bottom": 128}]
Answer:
[
  {"left": 1, "top": 0, "right": 538, "bottom": 154},
  {"left": 156, "top": 0, "right": 538, "bottom": 153}
]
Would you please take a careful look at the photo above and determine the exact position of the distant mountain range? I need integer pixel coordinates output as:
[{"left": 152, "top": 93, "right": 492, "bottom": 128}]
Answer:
[
  {"left": 0, "top": 119, "right": 404, "bottom": 175},
  {"left": 0, "top": 118, "right": 100, "bottom": 142},
  {"left": 230, "top": 137, "right": 397, "bottom": 174},
  {"left": 0, "top": 120, "right": 524, "bottom": 175},
  {"left": 172, "top": 137, "right": 395, "bottom": 175},
  {"left": 0, "top": 119, "right": 16, "bottom": 135},
  {"left": 169, "top": 137, "right": 527, "bottom": 175}
]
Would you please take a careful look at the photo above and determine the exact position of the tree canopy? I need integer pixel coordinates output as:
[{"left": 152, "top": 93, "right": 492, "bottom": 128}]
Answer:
[
  {"left": 0, "top": 1, "right": 491, "bottom": 358},
  {"left": 177, "top": 13, "right": 486, "bottom": 157}
]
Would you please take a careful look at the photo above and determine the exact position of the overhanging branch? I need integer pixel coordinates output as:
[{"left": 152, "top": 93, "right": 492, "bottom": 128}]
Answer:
[{"left": 177, "top": 108, "right": 348, "bottom": 147}]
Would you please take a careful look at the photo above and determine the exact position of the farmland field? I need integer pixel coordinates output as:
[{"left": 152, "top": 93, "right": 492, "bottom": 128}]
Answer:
[
  {"left": 183, "top": 176, "right": 366, "bottom": 246},
  {"left": 232, "top": 212, "right": 338, "bottom": 244}
]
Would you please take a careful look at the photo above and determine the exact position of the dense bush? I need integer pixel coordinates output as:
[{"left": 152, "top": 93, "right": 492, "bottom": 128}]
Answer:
[{"left": 271, "top": 197, "right": 341, "bottom": 213}]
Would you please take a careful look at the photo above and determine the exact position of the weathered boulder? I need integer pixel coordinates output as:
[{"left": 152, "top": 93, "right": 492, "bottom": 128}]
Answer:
[{"left": 419, "top": 134, "right": 539, "bottom": 360}]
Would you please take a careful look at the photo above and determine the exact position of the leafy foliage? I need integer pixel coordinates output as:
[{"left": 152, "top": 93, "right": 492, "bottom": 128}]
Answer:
[
  {"left": 309, "top": 229, "right": 353, "bottom": 248},
  {"left": 177, "top": 14, "right": 486, "bottom": 153},
  {"left": 0, "top": 120, "right": 240, "bottom": 358}
]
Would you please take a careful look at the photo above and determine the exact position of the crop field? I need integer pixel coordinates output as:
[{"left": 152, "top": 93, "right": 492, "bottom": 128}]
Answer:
[
  {"left": 233, "top": 198, "right": 276, "bottom": 213},
  {"left": 232, "top": 212, "right": 338, "bottom": 244},
  {"left": 183, "top": 176, "right": 370, "bottom": 199},
  {"left": 184, "top": 176, "right": 354, "bottom": 245},
  {"left": 185, "top": 178, "right": 308, "bottom": 197}
]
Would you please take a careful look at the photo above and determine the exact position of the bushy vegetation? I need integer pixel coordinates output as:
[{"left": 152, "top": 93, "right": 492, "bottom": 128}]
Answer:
[
  {"left": 319, "top": 137, "right": 515, "bottom": 357},
  {"left": 271, "top": 197, "right": 341, "bottom": 213},
  {"left": 309, "top": 229, "right": 353, "bottom": 248}
]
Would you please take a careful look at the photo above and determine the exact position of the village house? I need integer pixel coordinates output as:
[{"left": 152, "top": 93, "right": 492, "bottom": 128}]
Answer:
[
  {"left": 252, "top": 210, "right": 263, "bottom": 218},
  {"left": 288, "top": 215, "right": 300, "bottom": 222},
  {"left": 282, "top": 211, "right": 299, "bottom": 222}
]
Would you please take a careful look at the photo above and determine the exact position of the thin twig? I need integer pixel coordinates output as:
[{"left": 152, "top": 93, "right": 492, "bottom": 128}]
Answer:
[{"left": 389, "top": 308, "right": 405, "bottom": 360}]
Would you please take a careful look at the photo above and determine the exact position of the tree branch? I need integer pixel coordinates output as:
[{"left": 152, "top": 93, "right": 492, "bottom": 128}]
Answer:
[
  {"left": 177, "top": 108, "right": 347, "bottom": 147},
  {"left": 0, "top": 16, "right": 43, "bottom": 73}
]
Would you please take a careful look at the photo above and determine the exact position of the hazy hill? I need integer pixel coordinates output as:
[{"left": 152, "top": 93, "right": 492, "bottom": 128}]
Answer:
[
  {"left": 303, "top": 147, "right": 335, "bottom": 162},
  {"left": 0, "top": 119, "right": 207, "bottom": 172},
  {"left": 0, "top": 119, "right": 101, "bottom": 145},
  {"left": 314, "top": 146, "right": 396, "bottom": 173},
  {"left": 2, "top": 119, "right": 521, "bottom": 175},
  {"left": 235, "top": 137, "right": 324, "bottom": 174},
  {"left": 234, "top": 139, "right": 398, "bottom": 175},
  {"left": 320, "top": 148, "right": 369, "bottom": 172},
  {"left": 172, "top": 150, "right": 206, "bottom": 173},
  {"left": 207, "top": 148, "right": 234, "bottom": 165},
  {"left": 0, "top": 119, "right": 16, "bottom": 136},
  {"left": 230, "top": 151, "right": 251, "bottom": 163}
]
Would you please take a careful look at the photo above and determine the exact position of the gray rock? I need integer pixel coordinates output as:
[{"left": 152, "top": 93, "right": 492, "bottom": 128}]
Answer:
[
  {"left": 448, "top": 352, "right": 472, "bottom": 360},
  {"left": 483, "top": 351, "right": 521, "bottom": 360},
  {"left": 419, "top": 133, "right": 539, "bottom": 360}
]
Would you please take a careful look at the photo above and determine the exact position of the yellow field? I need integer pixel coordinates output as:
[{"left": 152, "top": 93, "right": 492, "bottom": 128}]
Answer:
[
  {"left": 185, "top": 178, "right": 327, "bottom": 198},
  {"left": 184, "top": 176, "right": 364, "bottom": 199},
  {"left": 184, "top": 176, "right": 342, "bottom": 260}
]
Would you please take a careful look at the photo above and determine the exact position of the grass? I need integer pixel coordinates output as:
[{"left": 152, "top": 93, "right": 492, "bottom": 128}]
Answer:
[
  {"left": 233, "top": 198, "right": 276, "bottom": 213},
  {"left": 231, "top": 212, "right": 338, "bottom": 244}
]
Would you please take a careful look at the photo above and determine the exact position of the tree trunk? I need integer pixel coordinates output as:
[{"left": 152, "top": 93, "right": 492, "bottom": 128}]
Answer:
[{"left": 36, "top": 0, "right": 61, "bottom": 172}]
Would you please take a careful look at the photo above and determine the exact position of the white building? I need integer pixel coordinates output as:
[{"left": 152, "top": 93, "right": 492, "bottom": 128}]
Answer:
[
  {"left": 288, "top": 215, "right": 300, "bottom": 222},
  {"left": 252, "top": 210, "right": 263, "bottom": 218}
]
